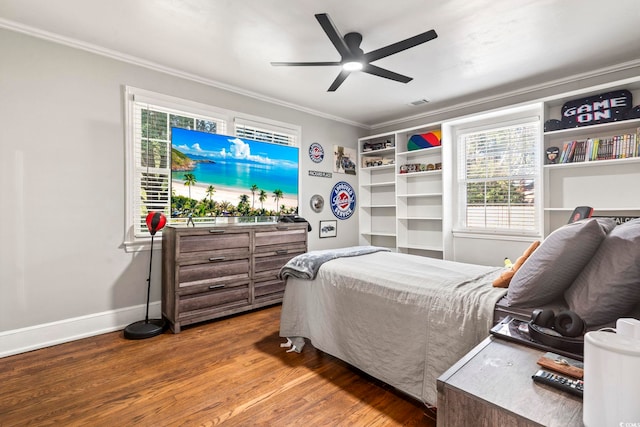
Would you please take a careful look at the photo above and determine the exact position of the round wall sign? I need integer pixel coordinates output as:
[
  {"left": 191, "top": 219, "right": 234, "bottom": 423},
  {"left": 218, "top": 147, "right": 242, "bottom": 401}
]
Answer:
[
  {"left": 308, "top": 142, "right": 325, "bottom": 163},
  {"left": 330, "top": 181, "right": 356, "bottom": 220},
  {"left": 310, "top": 194, "right": 324, "bottom": 213}
]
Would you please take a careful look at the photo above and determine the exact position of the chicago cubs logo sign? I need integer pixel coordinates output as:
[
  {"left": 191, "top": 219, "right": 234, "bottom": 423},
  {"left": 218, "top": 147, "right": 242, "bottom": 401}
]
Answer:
[
  {"left": 308, "top": 142, "right": 324, "bottom": 163},
  {"left": 330, "top": 181, "right": 356, "bottom": 220}
]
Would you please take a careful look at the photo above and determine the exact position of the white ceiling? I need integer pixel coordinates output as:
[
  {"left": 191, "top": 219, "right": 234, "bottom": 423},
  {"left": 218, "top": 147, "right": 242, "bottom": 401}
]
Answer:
[{"left": 1, "top": 0, "right": 639, "bottom": 128}]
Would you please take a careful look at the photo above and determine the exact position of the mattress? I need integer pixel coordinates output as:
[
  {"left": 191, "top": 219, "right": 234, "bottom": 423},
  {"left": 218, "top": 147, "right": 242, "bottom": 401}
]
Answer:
[{"left": 279, "top": 251, "right": 507, "bottom": 405}]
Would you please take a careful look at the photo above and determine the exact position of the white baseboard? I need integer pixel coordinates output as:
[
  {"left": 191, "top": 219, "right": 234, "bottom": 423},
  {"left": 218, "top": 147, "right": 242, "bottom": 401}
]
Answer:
[{"left": 0, "top": 302, "right": 162, "bottom": 358}]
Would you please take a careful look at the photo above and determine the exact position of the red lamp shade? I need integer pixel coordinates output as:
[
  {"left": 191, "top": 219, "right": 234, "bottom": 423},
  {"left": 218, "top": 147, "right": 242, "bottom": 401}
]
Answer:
[{"left": 146, "top": 211, "right": 167, "bottom": 235}]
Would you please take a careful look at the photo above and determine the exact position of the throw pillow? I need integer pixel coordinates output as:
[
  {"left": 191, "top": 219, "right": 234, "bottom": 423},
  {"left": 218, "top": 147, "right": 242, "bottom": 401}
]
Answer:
[
  {"left": 505, "top": 217, "right": 616, "bottom": 307},
  {"left": 564, "top": 218, "right": 640, "bottom": 326},
  {"left": 492, "top": 240, "right": 541, "bottom": 288}
]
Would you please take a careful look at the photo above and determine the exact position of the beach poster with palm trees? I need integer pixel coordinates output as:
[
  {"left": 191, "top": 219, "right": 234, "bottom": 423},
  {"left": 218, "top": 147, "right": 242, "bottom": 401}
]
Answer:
[{"left": 170, "top": 128, "right": 299, "bottom": 222}]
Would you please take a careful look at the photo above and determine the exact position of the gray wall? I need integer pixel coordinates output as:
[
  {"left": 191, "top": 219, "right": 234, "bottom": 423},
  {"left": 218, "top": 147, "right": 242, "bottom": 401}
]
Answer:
[{"left": 0, "top": 29, "right": 365, "bottom": 353}]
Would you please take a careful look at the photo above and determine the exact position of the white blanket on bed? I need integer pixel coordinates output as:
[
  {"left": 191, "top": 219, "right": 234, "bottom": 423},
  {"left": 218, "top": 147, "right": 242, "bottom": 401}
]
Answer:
[{"left": 279, "top": 251, "right": 506, "bottom": 406}]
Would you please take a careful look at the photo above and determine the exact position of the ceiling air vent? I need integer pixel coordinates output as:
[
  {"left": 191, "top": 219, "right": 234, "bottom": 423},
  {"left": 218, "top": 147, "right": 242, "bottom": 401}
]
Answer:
[{"left": 409, "top": 98, "right": 430, "bottom": 106}]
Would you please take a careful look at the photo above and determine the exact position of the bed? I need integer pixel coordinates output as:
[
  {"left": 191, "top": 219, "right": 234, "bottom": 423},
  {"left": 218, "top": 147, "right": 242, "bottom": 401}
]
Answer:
[
  {"left": 278, "top": 217, "right": 640, "bottom": 407},
  {"left": 278, "top": 247, "right": 506, "bottom": 405}
]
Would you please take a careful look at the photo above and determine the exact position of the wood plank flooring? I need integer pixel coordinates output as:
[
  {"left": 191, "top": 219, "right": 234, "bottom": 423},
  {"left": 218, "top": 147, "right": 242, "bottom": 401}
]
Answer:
[{"left": 0, "top": 305, "right": 436, "bottom": 426}]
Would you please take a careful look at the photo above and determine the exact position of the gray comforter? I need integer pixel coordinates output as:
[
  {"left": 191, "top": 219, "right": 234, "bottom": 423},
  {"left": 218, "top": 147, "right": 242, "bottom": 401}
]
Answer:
[
  {"left": 278, "top": 245, "right": 390, "bottom": 280},
  {"left": 279, "top": 250, "right": 506, "bottom": 406}
]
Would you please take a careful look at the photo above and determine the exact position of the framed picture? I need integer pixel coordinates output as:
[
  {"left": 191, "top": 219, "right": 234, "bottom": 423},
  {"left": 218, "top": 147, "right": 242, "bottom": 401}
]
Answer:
[
  {"left": 333, "top": 145, "right": 357, "bottom": 175},
  {"left": 319, "top": 220, "right": 337, "bottom": 238}
]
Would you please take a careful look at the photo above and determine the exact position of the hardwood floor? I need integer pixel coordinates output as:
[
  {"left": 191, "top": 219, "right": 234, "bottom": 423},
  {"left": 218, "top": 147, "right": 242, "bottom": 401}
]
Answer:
[{"left": 0, "top": 305, "right": 436, "bottom": 426}]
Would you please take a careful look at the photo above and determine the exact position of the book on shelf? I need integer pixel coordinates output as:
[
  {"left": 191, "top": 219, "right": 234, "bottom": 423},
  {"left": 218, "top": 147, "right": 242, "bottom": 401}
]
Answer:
[{"left": 555, "top": 132, "right": 639, "bottom": 164}]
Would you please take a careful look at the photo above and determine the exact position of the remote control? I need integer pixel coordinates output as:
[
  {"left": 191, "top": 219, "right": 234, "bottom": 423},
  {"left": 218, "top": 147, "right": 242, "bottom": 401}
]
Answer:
[{"left": 532, "top": 369, "right": 583, "bottom": 398}]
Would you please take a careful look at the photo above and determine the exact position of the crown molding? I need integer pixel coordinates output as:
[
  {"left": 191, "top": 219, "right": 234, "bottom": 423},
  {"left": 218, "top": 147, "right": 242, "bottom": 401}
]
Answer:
[
  {"left": 3, "top": 17, "right": 639, "bottom": 132},
  {"left": 372, "top": 58, "right": 640, "bottom": 130},
  {"left": 0, "top": 18, "right": 370, "bottom": 130}
]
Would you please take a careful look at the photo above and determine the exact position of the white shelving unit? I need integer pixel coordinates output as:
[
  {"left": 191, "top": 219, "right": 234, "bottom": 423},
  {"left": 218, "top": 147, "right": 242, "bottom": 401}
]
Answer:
[
  {"left": 358, "top": 133, "right": 397, "bottom": 250},
  {"left": 542, "top": 81, "right": 640, "bottom": 235},
  {"left": 358, "top": 125, "right": 444, "bottom": 257},
  {"left": 358, "top": 76, "right": 640, "bottom": 260}
]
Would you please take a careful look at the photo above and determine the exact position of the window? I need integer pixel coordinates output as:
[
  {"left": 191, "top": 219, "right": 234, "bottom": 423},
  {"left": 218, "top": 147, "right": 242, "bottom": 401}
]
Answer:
[
  {"left": 124, "top": 87, "right": 299, "bottom": 251},
  {"left": 235, "top": 121, "right": 297, "bottom": 146},
  {"left": 456, "top": 117, "right": 540, "bottom": 234}
]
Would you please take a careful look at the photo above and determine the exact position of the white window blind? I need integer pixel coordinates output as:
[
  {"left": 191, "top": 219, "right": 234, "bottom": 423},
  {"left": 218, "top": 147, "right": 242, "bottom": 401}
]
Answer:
[
  {"left": 126, "top": 88, "right": 227, "bottom": 246},
  {"left": 457, "top": 119, "right": 539, "bottom": 233},
  {"left": 234, "top": 120, "right": 298, "bottom": 146}
]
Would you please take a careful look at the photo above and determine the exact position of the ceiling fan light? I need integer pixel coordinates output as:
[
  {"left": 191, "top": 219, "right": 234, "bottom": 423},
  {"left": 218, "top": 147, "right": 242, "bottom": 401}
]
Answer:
[{"left": 342, "top": 61, "right": 363, "bottom": 71}]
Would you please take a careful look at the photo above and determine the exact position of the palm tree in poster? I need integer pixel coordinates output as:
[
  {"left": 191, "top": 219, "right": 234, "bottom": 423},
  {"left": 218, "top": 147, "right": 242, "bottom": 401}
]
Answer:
[
  {"left": 259, "top": 189, "right": 267, "bottom": 210},
  {"left": 206, "top": 185, "right": 216, "bottom": 202},
  {"left": 250, "top": 184, "right": 258, "bottom": 209},
  {"left": 238, "top": 194, "right": 250, "bottom": 215},
  {"left": 273, "top": 189, "right": 283, "bottom": 213},
  {"left": 219, "top": 200, "right": 233, "bottom": 216},
  {"left": 183, "top": 173, "right": 197, "bottom": 200}
]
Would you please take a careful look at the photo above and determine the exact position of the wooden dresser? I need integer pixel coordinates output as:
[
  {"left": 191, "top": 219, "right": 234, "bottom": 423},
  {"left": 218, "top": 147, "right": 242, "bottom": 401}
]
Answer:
[{"left": 161, "top": 222, "right": 307, "bottom": 333}]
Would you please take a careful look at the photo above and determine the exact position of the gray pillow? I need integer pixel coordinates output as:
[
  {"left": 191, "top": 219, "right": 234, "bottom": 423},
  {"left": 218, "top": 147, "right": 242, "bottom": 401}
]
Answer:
[
  {"left": 506, "top": 218, "right": 615, "bottom": 307},
  {"left": 565, "top": 218, "right": 640, "bottom": 326}
]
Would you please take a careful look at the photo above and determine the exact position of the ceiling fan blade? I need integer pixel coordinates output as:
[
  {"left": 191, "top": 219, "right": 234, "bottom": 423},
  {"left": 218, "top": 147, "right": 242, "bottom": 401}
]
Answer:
[
  {"left": 315, "top": 13, "right": 352, "bottom": 59},
  {"left": 328, "top": 70, "right": 351, "bottom": 92},
  {"left": 362, "top": 64, "right": 412, "bottom": 83},
  {"left": 364, "top": 29, "right": 437, "bottom": 62},
  {"left": 271, "top": 61, "right": 341, "bottom": 67}
]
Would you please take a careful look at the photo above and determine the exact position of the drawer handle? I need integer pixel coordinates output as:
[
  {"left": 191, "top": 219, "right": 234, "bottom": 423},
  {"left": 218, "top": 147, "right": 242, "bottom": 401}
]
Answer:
[
  {"left": 209, "top": 256, "right": 226, "bottom": 262},
  {"left": 208, "top": 284, "right": 225, "bottom": 290},
  {"left": 276, "top": 226, "right": 288, "bottom": 231},
  {"left": 209, "top": 229, "right": 225, "bottom": 234},
  {"left": 276, "top": 249, "right": 288, "bottom": 255}
]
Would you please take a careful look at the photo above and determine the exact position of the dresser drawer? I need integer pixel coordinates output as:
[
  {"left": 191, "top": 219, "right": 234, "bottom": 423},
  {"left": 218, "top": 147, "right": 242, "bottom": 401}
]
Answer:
[
  {"left": 254, "top": 248, "right": 305, "bottom": 278},
  {"left": 178, "top": 258, "right": 249, "bottom": 288},
  {"left": 178, "top": 247, "right": 250, "bottom": 266},
  {"left": 178, "top": 230, "right": 250, "bottom": 253},
  {"left": 253, "top": 241, "right": 307, "bottom": 256},
  {"left": 178, "top": 283, "right": 251, "bottom": 318},
  {"left": 254, "top": 277, "right": 286, "bottom": 301},
  {"left": 254, "top": 226, "right": 307, "bottom": 248}
]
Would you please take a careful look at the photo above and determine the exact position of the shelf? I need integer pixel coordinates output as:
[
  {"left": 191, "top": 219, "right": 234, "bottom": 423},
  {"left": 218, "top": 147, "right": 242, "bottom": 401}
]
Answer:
[
  {"left": 361, "top": 181, "right": 395, "bottom": 188},
  {"left": 361, "top": 231, "right": 397, "bottom": 237},
  {"left": 397, "top": 146, "right": 442, "bottom": 157},
  {"left": 361, "top": 163, "right": 395, "bottom": 170},
  {"left": 397, "top": 192, "right": 442, "bottom": 198},
  {"left": 544, "top": 156, "right": 640, "bottom": 169},
  {"left": 398, "top": 216, "right": 442, "bottom": 221},
  {"left": 397, "top": 243, "right": 443, "bottom": 252},
  {"left": 360, "top": 163, "right": 395, "bottom": 171},
  {"left": 361, "top": 147, "right": 395, "bottom": 156},
  {"left": 397, "top": 170, "right": 443, "bottom": 178},
  {"left": 545, "top": 207, "right": 640, "bottom": 212},
  {"left": 361, "top": 204, "right": 396, "bottom": 209},
  {"left": 544, "top": 118, "right": 640, "bottom": 139}
]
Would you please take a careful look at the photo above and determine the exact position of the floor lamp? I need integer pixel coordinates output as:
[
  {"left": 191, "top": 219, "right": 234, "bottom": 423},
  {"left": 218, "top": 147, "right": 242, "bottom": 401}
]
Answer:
[{"left": 124, "top": 211, "right": 167, "bottom": 339}]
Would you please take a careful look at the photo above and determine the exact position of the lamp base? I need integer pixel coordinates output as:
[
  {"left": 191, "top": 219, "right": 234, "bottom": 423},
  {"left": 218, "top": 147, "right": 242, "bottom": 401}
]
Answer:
[{"left": 123, "top": 318, "right": 166, "bottom": 340}]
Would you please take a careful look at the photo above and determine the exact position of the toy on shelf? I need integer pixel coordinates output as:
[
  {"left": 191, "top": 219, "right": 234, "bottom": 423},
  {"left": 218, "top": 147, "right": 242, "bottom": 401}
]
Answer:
[
  {"left": 399, "top": 163, "right": 442, "bottom": 173},
  {"left": 408, "top": 130, "right": 441, "bottom": 151}
]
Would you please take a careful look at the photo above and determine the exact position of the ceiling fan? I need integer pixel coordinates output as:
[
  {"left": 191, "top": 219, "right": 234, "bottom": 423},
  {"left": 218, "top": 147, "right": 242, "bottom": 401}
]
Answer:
[{"left": 271, "top": 13, "right": 437, "bottom": 92}]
